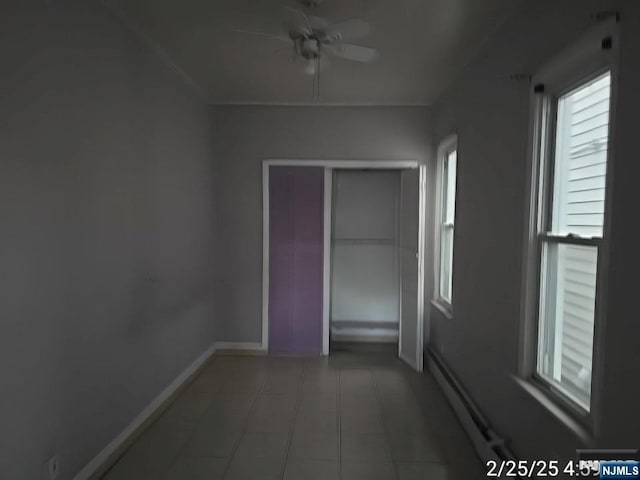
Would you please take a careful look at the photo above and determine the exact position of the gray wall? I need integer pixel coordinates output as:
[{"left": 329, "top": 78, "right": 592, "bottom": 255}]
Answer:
[
  {"left": 0, "top": 2, "right": 217, "bottom": 479},
  {"left": 210, "top": 106, "right": 433, "bottom": 344},
  {"left": 429, "top": 0, "right": 640, "bottom": 461}
]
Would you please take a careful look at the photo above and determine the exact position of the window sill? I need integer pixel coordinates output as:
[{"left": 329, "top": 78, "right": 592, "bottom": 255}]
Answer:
[
  {"left": 512, "top": 376, "right": 594, "bottom": 445},
  {"left": 431, "top": 299, "right": 453, "bottom": 320}
]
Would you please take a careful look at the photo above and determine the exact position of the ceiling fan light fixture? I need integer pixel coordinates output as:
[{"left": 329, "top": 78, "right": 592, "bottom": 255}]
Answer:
[
  {"left": 304, "top": 59, "right": 317, "bottom": 76},
  {"left": 301, "top": 38, "right": 319, "bottom": 58},
  {"left": 236, "top": 8, "right": 378, "bottom": 91}
]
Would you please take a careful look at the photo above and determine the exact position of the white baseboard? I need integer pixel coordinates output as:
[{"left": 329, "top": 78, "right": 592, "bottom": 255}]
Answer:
[
  {"left": 332, "top": 334, "right": 399, "bottom": 343},
  {"left": 215, "top": 342, "right": 266, "bottom": 353},
  {"left": 73, "top": 342, "right": 217, "bottom": 480}
]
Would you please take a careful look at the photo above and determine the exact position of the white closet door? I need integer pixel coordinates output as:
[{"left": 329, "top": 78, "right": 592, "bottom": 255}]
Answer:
[{"left": 399, "top": 167, "right": 425, "bottom": 371}]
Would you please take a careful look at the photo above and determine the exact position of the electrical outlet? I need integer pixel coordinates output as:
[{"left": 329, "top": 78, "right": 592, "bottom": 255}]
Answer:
[{"left": 47, "top": 456, "right": 59, "bottom": 480}]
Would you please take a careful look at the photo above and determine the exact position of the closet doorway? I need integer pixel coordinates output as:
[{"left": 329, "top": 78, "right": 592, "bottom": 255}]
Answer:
[
  {"left": 329, "top": 169, "right": 400, "bottom": 351},
  {"left": 262, "top": 160, "right": 426, "bottom": 371}
]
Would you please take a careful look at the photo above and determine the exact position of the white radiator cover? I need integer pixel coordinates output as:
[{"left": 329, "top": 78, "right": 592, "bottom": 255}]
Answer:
[{"left": 427, "top": 349, "right": 516, "bottom": 468}]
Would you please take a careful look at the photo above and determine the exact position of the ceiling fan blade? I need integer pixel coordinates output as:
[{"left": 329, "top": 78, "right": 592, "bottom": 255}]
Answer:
[
  {"left": 319, "top": 55, "right": 330, "bottom": 71},
  {"left": 232, "top": 29, "right": 290, "bottom": 42},
  {"left": 282, "top": 6, "right": 313, "bottom": 35},
  {"left": 326, "top": 43, "right": 379, "bottom": 63},
  {"left": 307, "top": 15, "right": 329, "bottom": 30},
  {"left": 324, "top": 19, "right": 371, "bottom": 43}
]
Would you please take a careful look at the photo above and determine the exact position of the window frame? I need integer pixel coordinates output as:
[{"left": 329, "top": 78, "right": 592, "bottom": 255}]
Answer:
[
  {"left": 519, "top": 21, "right": 618, "bottom": 435},
  {"left": 433, "top": 134, "right": 458, "bottom": 317}
]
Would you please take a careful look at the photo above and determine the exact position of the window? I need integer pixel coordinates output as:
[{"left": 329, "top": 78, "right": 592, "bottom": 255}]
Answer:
[
  {"left": 434, "top": 136, "right": 457, "bottom": 313},
  {"left": 524, "top": 25, "right": 616, "bottom": 420},
  {"left": 537, "top": 73, "right": 612, "bottom": 412}
]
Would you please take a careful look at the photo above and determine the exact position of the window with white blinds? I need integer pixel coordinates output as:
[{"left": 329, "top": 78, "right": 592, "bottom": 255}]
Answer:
[{"left": 536, "top": 72, "right": 612, "bottom": 412}]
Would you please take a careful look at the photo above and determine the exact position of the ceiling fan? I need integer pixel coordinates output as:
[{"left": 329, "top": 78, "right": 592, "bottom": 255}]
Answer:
[{"left": 234, "top": 0, "right": 379, "bottom": 97}]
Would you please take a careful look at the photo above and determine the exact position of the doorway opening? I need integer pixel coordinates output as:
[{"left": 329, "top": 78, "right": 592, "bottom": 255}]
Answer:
[
  {"left": 329, "top": 169, "right": 400, "bottom": 356},
  {"left": 262, "top": 160, "right": 425, "bottom": 371}
]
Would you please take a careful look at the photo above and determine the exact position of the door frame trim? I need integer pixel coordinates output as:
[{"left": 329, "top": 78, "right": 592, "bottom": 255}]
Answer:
[
  {"left": 322, "top": 169, "right": 332, "bottom": 355},
  {"left": 262, "top": 159, "right": 420, "bottom": 357}
]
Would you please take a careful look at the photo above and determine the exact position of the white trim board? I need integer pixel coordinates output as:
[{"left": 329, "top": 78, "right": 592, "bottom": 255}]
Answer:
[
  {"left": 416, "top": 165, "right": 427, "bottom": 372},
  {"left": 210, "top": 101, "right": 431, "bottom": 107},
  {"left": 74, "top": 343, "right": 217, "bottom": 480},
  {"left": 322, "top": 169, "right": 333, "bottom": 356},
  {"left": 215, "top": 342, "right": 266, "bottom": 354},
  {"left": 265, "top": 159, "right": 418, "bottom": 169},
  {"left": 262, "top": 159, "right": 422, "bottom": 359},
  {"left": 262, "top": 161, "right": 271, "bottom": 351}
]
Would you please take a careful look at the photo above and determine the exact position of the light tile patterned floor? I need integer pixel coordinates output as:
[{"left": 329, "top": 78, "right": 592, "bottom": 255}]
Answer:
[{"left": 102, "top": 351, "right": 485, "bottom": 479}]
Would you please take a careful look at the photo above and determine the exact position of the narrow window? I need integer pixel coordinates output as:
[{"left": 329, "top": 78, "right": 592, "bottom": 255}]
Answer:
[{"left": 435, "top": 136, "right": 457, "bottom": 312}]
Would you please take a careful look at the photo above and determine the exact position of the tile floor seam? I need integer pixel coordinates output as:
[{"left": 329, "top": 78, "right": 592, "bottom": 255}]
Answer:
[
  {"left": 159, "top": 419, "right": 203, "bottom": 477},
  {"left": 400, "top": 368, "right": 460, "bottom": 465},
  {"left": 217, "top": 360, "right": 268, "bottom": 480},
  {"left": 337, "top": 364, "right": 343, "bottom": 480},
  {"left": 278, "top": 358, "right": 308, "bottom": 480},
  {"left": 370, "top": 366, "right": 400, "bottom": 480},
  {"left": 164, "top": 357, "right": 222, "bottom": 475}
]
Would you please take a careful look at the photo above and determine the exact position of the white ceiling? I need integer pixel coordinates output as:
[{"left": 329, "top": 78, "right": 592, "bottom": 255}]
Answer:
[{"left": 107, "top": 0, "right": 522, "bottom": 105}]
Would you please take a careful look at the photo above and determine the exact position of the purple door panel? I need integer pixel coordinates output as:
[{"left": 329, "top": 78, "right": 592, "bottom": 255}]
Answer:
[{"left": 269, "top": 166, "right": 324, "bottom": 354}]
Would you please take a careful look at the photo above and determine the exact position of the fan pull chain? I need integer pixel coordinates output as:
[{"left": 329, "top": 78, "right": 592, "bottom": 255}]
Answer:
[
  {"left": 316, "top": 56, "right": 321, "bottom": 101},
  {"left": 312, "top": 64, "right": 317, "bottom": 99}
]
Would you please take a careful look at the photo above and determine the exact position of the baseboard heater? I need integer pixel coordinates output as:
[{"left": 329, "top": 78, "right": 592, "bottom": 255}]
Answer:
[{"left": 427, "top": 347, "right": 517, "bottom": 471}]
